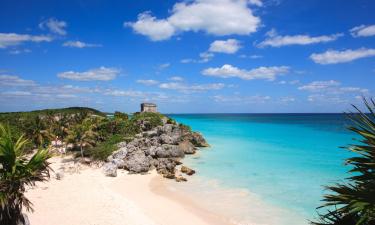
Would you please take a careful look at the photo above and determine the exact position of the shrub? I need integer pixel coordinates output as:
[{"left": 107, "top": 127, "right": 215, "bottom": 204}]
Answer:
[
  {"left": 179, "top": 123, "right": 192, "bottom": 132},
  {"left": 167, "top": 118, "right": 177, "bottom": 124},
  {"left": 131, "top": 112, "right": 164, "bottom": 130},
  {"left": 114, "top": 111, "right": 128, "bottom": 121},
  {"left": 86, "top": 134, "right": 124, "bottom": 160}
]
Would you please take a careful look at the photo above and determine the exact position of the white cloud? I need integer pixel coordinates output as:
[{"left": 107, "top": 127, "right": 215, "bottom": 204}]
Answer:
[
  {"left": 159, "top": 82, "right": 225, "bottom": 93},
  {"left": 63, "top": 41, "right": 101, "bottom": 48},
  {"left": 248, "top": 0, "right": 263, "bottom": 7},
  {"left": 180, "top": 52, "right": 214, "bottom": 64},
  {"left": 280, "top": 96, "right": 295, "bottom": 103},
  {"left": 298, "top": 80, "right": 340, "bottom": 91},
  {"left": 199, "top": 52, "right": 214, "bottom": 62},
  {"left": 0, "top": 33, "right": 52, "bottom": 48},
  {"left": 125, "top": 12, "right": 175, "bottom": 41},
  {"left": 126, "top": 0, "right": 260, "bottom": 41},
  {"left": 158, "top": 63, "right": 170, "bottom": 70},
  {"left": 299, "top": 80, "right": 370, "bottom": 104},
  {"left": 1, "top": 91, "right": 32, "bottom": 97},
  {"left": 57, "top": 67, "right": 120, "bottom": 81},
  {"left": 180, "top": 58, "right": 194, "bottom": 64},
  {"left": 279, "top": 80, "right": 300, "bottom": 85},
  {"left": 136, "top": 79, "right": 159, "bottom": 85},
  {"left": 202, "top": 64, "right": 289, "bottom": 80},
  {"left": 209, "top": 39, "right": 241, "bottom": 54},
  {"left": 257, "top": 29, "right": 342, "bottom": 48},
  {"left": 350, "top": 24, "right": 375, "bottom": 37},
  {"left": 213, "top": 94, "right": 270, "bottom": 103},
  {"left": 8, "top": 49, "right": 31, "bottom": 55},
  {"left": 239, "top": 54, "right": 262, "bottom": 59},
  {"left": 169, "top": 76, "right": 184, "bottom": 81},
  {"left": 0, "top": 75, "right": 36, "bottom": 86},
  {"left": 39, "top": 18, "right": 67, "bottom": 35},
  {"left": 104, "top": 90, "right": 146, "bottom": 97},
  {"left": 310, "top": 48, "right": 375, "bottom": 64},
  {"left": 249, "top": 54, "right": 262, "bottom": 59},
  {"left": 298, "top": 80, "right": 368, "bottom": 94}
]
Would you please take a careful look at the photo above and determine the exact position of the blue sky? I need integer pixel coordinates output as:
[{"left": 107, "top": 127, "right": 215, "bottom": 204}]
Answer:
[{"left": 0, "top": 0, "right": 374, "bottom": 113}]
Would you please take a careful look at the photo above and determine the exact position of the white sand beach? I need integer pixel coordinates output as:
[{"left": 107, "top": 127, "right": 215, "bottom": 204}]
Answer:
[{"left": 25, "top": 156, "right": 231, "bottom": 225}]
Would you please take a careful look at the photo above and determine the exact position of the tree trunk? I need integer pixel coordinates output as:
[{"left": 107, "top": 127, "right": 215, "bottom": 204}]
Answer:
[{"left": 80, "top": 143, "right": 84, "bottom": 158}]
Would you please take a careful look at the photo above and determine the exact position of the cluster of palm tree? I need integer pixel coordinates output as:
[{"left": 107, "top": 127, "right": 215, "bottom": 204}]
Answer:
[
  {"left": 0, "top": 124, "right": 51, "bottom": 225},
  {"left": 65, "top": 117, "right": 100, "bottom": 158},
  {"left": 12, "top": 112, "right": 101, "bottom": 156},
  {"left": 312, "top": 98, "right": 375, "bottom": 225}
]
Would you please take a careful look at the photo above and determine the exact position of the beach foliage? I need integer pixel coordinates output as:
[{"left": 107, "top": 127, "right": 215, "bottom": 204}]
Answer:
[
  {"left": 114, "top": 111, "right": 129, "bottom": 121},
  {"left": 65, "top": 118, "right": 99, "bottom": 157},
  {"left": 312, "top": 98, "right": 375, "bottom": 225},
  {"left": 131, "top": 112, "right": 164, "bottom": 130},
  {"left": 0, "top": 124, "right": 51, "bottom": 225},
  {"left": 0, "top": 108, "right": 174, "bottom": 162},
  {"left": 86, "top": 134, "right": 124, "bottom": 160}
]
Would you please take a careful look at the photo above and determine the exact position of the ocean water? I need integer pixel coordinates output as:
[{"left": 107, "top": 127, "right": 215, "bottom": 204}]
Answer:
[{"left": 168, "top": 114, "right": 354, "bottom": 225}]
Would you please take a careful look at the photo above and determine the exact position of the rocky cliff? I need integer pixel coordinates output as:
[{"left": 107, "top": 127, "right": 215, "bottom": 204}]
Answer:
[{"left": 103, "top": 116, "right": 209, "bottom": 181}]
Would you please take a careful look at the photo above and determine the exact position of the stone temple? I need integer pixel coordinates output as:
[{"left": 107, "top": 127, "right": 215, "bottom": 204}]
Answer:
[{"left": 140, "top": 103, "right": 157, "bottom": 112}]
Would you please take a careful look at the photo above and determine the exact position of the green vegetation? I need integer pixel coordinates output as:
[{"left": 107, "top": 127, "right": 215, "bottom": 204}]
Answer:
[
  {"left": 131, "top": 112, "right": 164, "bottom": 130},
  {"left": 0, "top": 107, "right": 105, "bottom": 118},
  {"left": 0, "top": 125, "right": 51, "bottom": 225},
  {"left": 312, "top": 98, "right": 375, "bottom": 225},
  {"left": 66, "top": 118, "right": 99, "bottom": 158},
  {"left": 179, "top": 123, "right": 192, "bottom": 132},
  {"left": 114, "top": 111, "right": 129, "bottom": 121},
  {"left": 0, "top": 107, "right": 171, "bottom": 162},
  {"left": 86, "top": 134, "right": 124, "bottom": 160},
  {"left": 0, "top": 107, "right": 188, "bottom": 224}
]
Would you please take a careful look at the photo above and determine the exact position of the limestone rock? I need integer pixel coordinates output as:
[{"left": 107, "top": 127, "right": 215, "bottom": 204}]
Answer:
[
  {"left": 156, "top": 144, "right": 184, "bottom": 158},
  {"left": 103, "top": 162, "right": 117, "bottom": 177},
  {"left": 181, "top": 165, "right": 195, "bottom": 176},
  {"left": 112, "top": 148, "right": 128, "bottom": 160},
  {"left": 175, "top": 176, "right": 187, "bottom": 182},
  {"left": 163, "top": 172, "right": 175, "bottom": 179},
  {"left": 178, "top": 140, "right": 196, "bottom": 154},
  {"left": 55, "top": 168, "right": 65, "bottom": 180},
  {"left": 185, "top": 132, "right": 210, "bottom": 147},
  {"left": 124, "top": 151, "right": 151, "bottom": 173},
  {"left": 112, "top": 158, "right": 126, "bottom": 168}
]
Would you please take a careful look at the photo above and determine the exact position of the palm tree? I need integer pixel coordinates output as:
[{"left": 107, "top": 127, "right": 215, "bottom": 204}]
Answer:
[
  {"left": 312, "top": 98, "right": 375, "bottom": 225},
  {"left": 52, "top": 113, "right": 70, "bottom": 142},
  {"left": 66, "top": 119, "right": 98, "bottom": 158},
  {"left": 0, "top": 124, "right": 51, "bottom": 225},
  {"left": 25, "top": 116, "right": 53, "bottom": 147}
]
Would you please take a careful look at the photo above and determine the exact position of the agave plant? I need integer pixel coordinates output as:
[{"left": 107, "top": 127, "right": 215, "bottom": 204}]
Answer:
[
  {"left": 0, "top": 124, "right": 51, "bottom": 225},
  {"left": 312, "top": 98, "right": 375, "bottom": 225}
]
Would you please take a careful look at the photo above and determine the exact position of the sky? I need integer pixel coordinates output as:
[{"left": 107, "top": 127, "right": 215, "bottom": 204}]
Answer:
[{"left": 0, "top": 0, "right": 374, "bottom": 113}]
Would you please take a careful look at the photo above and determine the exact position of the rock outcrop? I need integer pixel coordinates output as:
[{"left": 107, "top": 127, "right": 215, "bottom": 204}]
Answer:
[
  {"left": 103, "top": 162, "right": 118, "bottom": 177},
  {"left": 104, "top": 116, "right": 209, "bottom": 180},
  {"left": 181, "top": 166, "right": 195, "bottom": 176}
]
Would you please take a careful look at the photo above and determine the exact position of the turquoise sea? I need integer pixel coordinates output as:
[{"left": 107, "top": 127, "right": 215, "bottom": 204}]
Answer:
[{"left": 169, "top": 114, "right": 354, "bottom": 225}]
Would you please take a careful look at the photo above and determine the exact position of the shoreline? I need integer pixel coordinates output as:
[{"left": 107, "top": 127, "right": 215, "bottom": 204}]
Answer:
[{"left": 25, "top": 156, "right": 232, "bottom": 225}]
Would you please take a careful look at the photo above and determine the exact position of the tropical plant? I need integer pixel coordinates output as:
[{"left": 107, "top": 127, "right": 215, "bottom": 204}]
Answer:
[
  {"left": 66, "top": 119, "right": 98, "bottom": 157},
  {"left": 24, "top": 116, "right": 53, "bottom": 147},
  {"left": 86, "top": 134, "right": 124, "bottom": 161},
  {"left": 0, "top": 124, "right": 51, "bottom": 225},
  {"left": 51, "top": 113, "right": 70, "bottom": 140},
  {"left": 312, "top": 98, "right": 375, "bottom": 225},
  {"left": 114, "top": 111, "right": 128, "bottom": 121}
]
